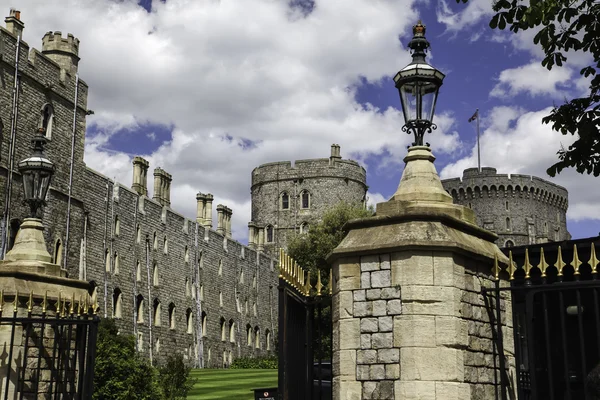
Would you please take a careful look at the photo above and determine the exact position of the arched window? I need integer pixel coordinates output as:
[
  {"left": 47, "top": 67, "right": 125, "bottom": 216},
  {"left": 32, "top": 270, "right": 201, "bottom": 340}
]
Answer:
[
  {"left": 253, "top": 302, "right": 257, "bottom": 316},
  {"left": 155, "top": 338, "right": 160, "bottom": 353},
  {"left": 252, "top": 274, "right": 257, "bottom": 289},
  {"left": 136, "top": 261, "right": 142, "bottom": 282},
  {"left": 153, "top": 262, "right": 159, "bottom": 286},
  {"left": 239, "top": 269, "right": 244, "bottom": 284},
  {"left": 504, "top": 240, "right": 515, "bottom": 248},
  {"left": 184, "top": 246, "right": 189, "bottom": 263},
  {"left": 185, "top": 278, "right": 191, "bottom": 297},
  {"left": 200, "top": 285, "right": 204, "bottom": 301},
  {"left": 136, "top": 225, "right": 141, "bottom": 244},
  {"left": 506, "top": 217, "right": 511, "bottom": 230},
  {"left": 104, "top": 249, "right": 110, "bottom": 272},
  {"left": 163, "top": 236, "right": 168, "bottom": 254},
  {"left": 505, "top": 201, "right": 509, "bottom": 211},
  {"left": 153, "top": 232, "right": 158, "bottom": 250},
  {"left": 266, "top": 329, "right": 271, "bottom": 351},
  {"left": 201, "top": 312, "right": 207, "bottom": 337},
  {"left": 186, "top": 308, "right": 193, "bottom": 334},
  {"left": 218, "top": 259, "right": 223, "bottom": 276},
  {"left": 113, "top": 288, "right": 122, "bottom": 318},
  {"left": 220, "top": 318, "right": 226, "bottom": 341},
  {"left": 153, "top": 298, "right": 161, "bottom": 326},
  {"left": 246, "top": 325, "right": 252, "bottom": 346},
  {"left": 40, "top": 103, "right": 54, "bottom": 139},
  {"left": 53, "top": 239, "right": 63, "bottom": 266},
  {"left": 280, "top": 192, "right": 289, "bottom": 210},
  {"left": 169, "top": 303, "right": 176, "bottom": 329},
  {"left": 301, "top": 190, "right": 310, "bottom": 209},
  {"left": 136, "top": 295, "right": 144, "bottom": 323},
  {"left": 300, "top": 222, "right": 309, "bottom": 234},
  {"left": 266, "top": 225, "right": 274, "bottom": 243},
  {"left": 254, "top": 327, "right": 260, "bottom": 349},
  {"left": 113, "top": 252, "right": 119, "bottom": 275},
  {"left": 114, "top": 216, "right": 120, "bottom": 236},
  {"left": 229, "top": 320, "right": 235, "bottom": 343},
  {"left": 219, "top": 292, "right": 223, "bottom": 307}
]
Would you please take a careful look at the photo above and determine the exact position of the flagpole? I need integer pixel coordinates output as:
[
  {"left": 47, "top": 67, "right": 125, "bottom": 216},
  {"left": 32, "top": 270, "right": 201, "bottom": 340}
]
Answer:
[{"left": 476, "top": 108, "right": 481, "bottom": 172}]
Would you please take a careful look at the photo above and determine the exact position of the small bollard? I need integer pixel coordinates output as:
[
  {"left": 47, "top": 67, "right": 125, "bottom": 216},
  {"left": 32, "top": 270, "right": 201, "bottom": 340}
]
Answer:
[{"left": 252, "top": 387, "right": 278, "bottom": 400}]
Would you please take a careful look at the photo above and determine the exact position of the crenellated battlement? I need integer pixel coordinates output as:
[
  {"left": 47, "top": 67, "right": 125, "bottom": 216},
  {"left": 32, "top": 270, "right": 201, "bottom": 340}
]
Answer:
[
  {"left": 42, "top": 31, "right": 80, "bottom": 75},
  {"left": 442, "top": 168, "right": 569, "bottom": 210}
]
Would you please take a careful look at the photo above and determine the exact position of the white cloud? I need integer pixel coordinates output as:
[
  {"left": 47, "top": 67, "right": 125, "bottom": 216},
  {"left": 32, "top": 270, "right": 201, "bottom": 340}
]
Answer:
[
  {"left": 436, "top": 0, "right": 494, "bottom": 34},
  {"left": 14, "top": 0, "right": 470, "bottom": 241},
  {"left": 440, "top": 107, "right": 600, "bottom": 223},
  {"left": 490, "top": 62, "right": 573, "bottom": 98}
]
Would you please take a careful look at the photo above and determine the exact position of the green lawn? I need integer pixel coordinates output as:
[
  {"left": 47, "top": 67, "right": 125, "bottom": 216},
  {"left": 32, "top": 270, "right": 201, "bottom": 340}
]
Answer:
[{"left": 188, "top": 369, "right": 278, "bottom": 400}]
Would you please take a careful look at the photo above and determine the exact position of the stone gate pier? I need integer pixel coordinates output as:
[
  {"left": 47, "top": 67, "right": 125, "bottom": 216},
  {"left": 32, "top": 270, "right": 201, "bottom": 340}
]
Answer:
[{"left": 328, "top": 146, "right": 515, "bottom": 399}]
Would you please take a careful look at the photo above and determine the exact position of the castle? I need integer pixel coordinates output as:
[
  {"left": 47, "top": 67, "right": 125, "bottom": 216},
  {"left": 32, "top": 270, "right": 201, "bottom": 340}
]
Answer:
[{"left": 0, "top": 10, "right": 571, "bottom": 369}]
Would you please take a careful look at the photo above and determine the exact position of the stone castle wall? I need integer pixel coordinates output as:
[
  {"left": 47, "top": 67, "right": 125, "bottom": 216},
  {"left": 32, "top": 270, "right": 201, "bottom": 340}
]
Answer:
[
  {"left": 0, "top": 16, "right": 277, "bottom": 367},
  {"left": 442, "top": 167, "right": 570, "bottom": 247},
  {"left": 251, "top": 146, "right": 368, "bottom": 252}
]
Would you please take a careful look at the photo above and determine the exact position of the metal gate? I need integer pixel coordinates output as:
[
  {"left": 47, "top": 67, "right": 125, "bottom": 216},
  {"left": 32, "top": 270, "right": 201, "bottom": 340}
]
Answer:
[
  {"left": 485, "top": 239, "right": 600, "bottom": 400},
  {"left": 277, "top": 250, "right": 332, "bottom": 400},
  {"left": 0, "top": 291, "right": 99, "bottom": 400}
]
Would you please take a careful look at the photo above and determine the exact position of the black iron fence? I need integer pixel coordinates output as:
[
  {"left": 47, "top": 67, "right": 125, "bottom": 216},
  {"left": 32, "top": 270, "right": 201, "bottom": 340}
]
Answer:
[
  {"left": 277, "top": 250, "right": 332, "bottom": 400},
  {"left": 485, "top": 239, "right": 600, "bottom": 400},
  {"left": 0, "top": 291, "right": 99, "bottom": 400}
]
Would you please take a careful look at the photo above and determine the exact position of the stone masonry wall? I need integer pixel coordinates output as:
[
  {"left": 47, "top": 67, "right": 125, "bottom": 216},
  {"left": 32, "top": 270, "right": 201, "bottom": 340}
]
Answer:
[
  {"left": 251, "top": 153, "right": 368, "bottom": 253},
  {"left": 0, "top": 22, "right": 277, "bottom": 367},
  {"left": 333, "top": 251, "right": 515, "bottom": 399},
  {"left": 442, "top": 167, "right": 570, "bottom": 247}
]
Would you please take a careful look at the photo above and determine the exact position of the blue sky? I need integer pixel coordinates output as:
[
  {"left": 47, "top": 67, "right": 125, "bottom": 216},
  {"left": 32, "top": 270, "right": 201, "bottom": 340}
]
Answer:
[{"left": 13, "top": 0, "right": 599, "bottom": 241}]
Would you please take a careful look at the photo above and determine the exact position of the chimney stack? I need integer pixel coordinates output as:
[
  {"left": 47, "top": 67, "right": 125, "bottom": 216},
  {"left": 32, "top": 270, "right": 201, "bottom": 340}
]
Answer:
[
  {"left": 248, "top": 222, "right": 257, "bottom": 248},
  {"left": 329, "top": 143, "right": 341, "bottom": 165},
  {"left": 225, "top": 207, "right": 232, "bottom": 238},
  {"left": 216, "top": 205, "right": 226, "bottom": 235},
  {"left": 5, "top": 9, "right": 24, "bottom": 38},
  {"left": 153, "top": 168, "right": 172, "bottom": 207},
  {"left": 132, "top": 157, "right": 149, "bottom": 196},
  {"left": 196, "top": 193, "right": 214, "bottom": 229}
]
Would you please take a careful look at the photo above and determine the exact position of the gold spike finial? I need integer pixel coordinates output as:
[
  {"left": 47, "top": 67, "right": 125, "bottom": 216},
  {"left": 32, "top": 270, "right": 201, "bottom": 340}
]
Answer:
[
  {"left": 13, "top": 290, "right": 19, "bottom": 313},
  {"left": 538, "top": 247, "right": 549, "bottom": 278},
  {"left": 42, "top": 291, "right": 48, "bottom": 314},
  {"left": 305, "top": 271, "right": 312, "bottom": 295},
  {"left": 572, "top": 244, "right": 582, "bottom": 276},
  {"left": 492, "top": 253, "right": 500, "bottom": 281},
  {"left": 83, "top": 295, "right": 89, "bottom": 316},
  {"left": 316, "top": 270, "right": 323, "bottom": 296},
  {"left": 328, "top": 269, "right": 333, "bottom": 295},
  {"left": 0, "top": 290, "right": 4, "bottom": 313},
  {"left": 70, "top": 292, "right": 76, "bottom": 315},
  {"left": 524, "top": 248, "right": 533, "bottom": 279},
  {"left": 27, "top": 290, "right": 34, "bottom": 313},
  {"left": 590, "top": 243, "right": 599, "bottom": 274},
  {"left": 557, "top": 246, "right": 566, "bottom": 277},
  {"left": 508, "top": 251, "right": 516, "bottom": 281}
]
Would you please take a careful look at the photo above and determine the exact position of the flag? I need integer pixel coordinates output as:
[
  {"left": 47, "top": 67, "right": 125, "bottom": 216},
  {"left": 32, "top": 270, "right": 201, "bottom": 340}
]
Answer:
[{"left": 468, "top": 109, "right": 479, "bottom": 123}]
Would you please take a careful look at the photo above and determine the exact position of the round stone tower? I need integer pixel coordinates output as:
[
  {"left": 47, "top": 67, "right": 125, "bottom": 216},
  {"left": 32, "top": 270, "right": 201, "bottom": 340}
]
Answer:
[
  {"left": 42, "top": 31, "right": 80, "bottom": 74},
  {"left": 441, "top": 167, "right": 570, "bottom": 247},
  {"left": 250, "top": 144, "right": 368, "bottom": 252}
]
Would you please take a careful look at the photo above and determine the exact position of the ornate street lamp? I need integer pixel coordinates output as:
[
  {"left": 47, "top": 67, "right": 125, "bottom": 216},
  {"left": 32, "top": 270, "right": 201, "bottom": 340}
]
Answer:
[
  {"left": 394, "top": 21, "right": 445, "bottom": 147},
  {"left": 18, "top": 128, "right": 55, "bottom": 219}
]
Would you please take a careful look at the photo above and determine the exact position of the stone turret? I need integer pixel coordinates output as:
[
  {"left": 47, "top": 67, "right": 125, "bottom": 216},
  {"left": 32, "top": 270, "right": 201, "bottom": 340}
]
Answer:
[
  {"left": 329, "top": 143, "right": 341, "bottom": 165},
  {"left": 42, "top": 31, "right": 80, "bottom": 75},
  {"left": 4, "top": 9, "right": 24, "bottom": 38},
  {"left": 132, "top": 157, "right": 149, "bottom": 196},
  {"left": 196, "top": 193, "right": 214, "bottom": 229}
]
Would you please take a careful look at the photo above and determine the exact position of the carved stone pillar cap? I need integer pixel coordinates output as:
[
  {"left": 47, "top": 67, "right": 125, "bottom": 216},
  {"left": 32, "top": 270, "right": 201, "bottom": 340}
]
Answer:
[{"left": 4, "top": 218, "right": 52, "bottom": 263}]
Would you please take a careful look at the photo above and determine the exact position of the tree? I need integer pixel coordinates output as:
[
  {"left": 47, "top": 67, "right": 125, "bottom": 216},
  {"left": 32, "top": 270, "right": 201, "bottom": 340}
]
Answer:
[
  {"left": 93, "top": 319, "right": 161, "bottom": 400},
  {"left": 157, "top": 354, "right": 197, "bottom": 400},
  {"left": 457, "top": 0, "right": 600, "bottom": 176},
  {"left": 287, "top": 201, "right": 374, "bottom": 284}
]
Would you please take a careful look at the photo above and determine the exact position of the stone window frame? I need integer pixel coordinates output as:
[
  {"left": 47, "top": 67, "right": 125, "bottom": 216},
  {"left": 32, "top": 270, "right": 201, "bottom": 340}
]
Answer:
[
  {"left": 220, "top": 317, "right": 226, "bottom": 341},
  {"left": 113, "top": 252, "right": 120, "bottom": 275},
  {"left": 153, "top": 232, "right": 158, "bottom": 250},
  {"left": 254, "top": 326, "right": 260, "bottom": 349},
  {"left": 114, "top": 215, "right": 120, "bottom": 236},
  {"left": 266, "top": 225, "right": 274, "bottom": 243},
  {"left": 184, "top": 246, "right": 189, "bottom": 263},
  {"left": 136, "top": 295, "right": 145, "bottom": 324},
  {"left": 163, "top": 236, "right": 168, "bottom": 254},
  {"left": 201, "top": 312, "right": 207, "bottom": 337},
  {"left": 219, "top": 291, "right": 223, "bottom": 307},
  {"left": 40, "top": 102, "right": 55, "bottom": 139},
  {"left": 53, "top": 238, "right": 63, "bottom": 266},
  {"left": 153, "top": 262, "right": 159, "bottom": 287},
  {"left": 229, "top": 319, "right": 236, "bottom": 343},
  {"left": 153, "top": 298, "right": 161, "bottom": 326},
  {"left": 104, "top": 249, "right": 110, "bottom": 272},
  {"left": 266, "top": 329, "right": 271, "bottom": 351},
  {"left": 246, "top": 324, "right": 252, "bottom": 346},
  {"left": 185, "top": 278, "right": 191, "bottom": 297},
  {"left": 113, "top": 288, "right": 123, "bottom": 319},
  {"left": 218, "top": 259, "right": 223, "bottom": 276},
  {"left": 280, "top": 191, "right": 290, "bottom": 210},
  {"left": 300, "top": 222, "right": 309, "bottom": 234},
  {"left": 504, "top": 240, "right": 515, "bottom": 248},
  {"left": 136, "top": 260, "right": 142, "bottom": 282},
  {"left": 186, "top": 308, "right": 193, "bottom": 334},
  {"left": 300, "top": 190, "right": 311, "bottom": 209},
  {"left": 155, "top": 338, "right": 160, "bottom": 354},
  {"left": 136, "top": 224, "right": 141, "bottom": 244},
  {"left": 506, "top": 217, "right": 511, "bottom": 231}
]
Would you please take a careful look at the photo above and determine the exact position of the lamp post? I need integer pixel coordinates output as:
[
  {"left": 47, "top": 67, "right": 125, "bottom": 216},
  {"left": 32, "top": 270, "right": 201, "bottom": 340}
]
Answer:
[
  {"left": 18, "top": 128, "right": 55, "bottom": 219},
  {"left": 394, "top": 21, "right": 445, "bottom": 147},
  {"left": 3, "top": 128, "right": 55, "bottom": 263}
]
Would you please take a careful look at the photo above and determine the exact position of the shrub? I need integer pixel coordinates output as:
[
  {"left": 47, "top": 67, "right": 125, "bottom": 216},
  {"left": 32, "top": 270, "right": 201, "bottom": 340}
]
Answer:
[
  {"left": 157, "top": 353, "right": 197, "bottom": 400},
  {"left": 230, "top": 356, "right": 278, "bottom": 369},
  {"left": 93, "top": 319, "right": 161, "bottom": 400}
]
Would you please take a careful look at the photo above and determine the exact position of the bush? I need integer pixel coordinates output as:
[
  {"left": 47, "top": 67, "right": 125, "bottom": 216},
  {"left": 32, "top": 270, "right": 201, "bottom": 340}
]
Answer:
[
  {"left": 157, "top": 353, "right": 197, "bottom": 400},
  {"left": 230, "top": 356, "right": 278, "bottom": 369},
  {"left": 93, "top": 319, "right": 161, "bottom": 400}
]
